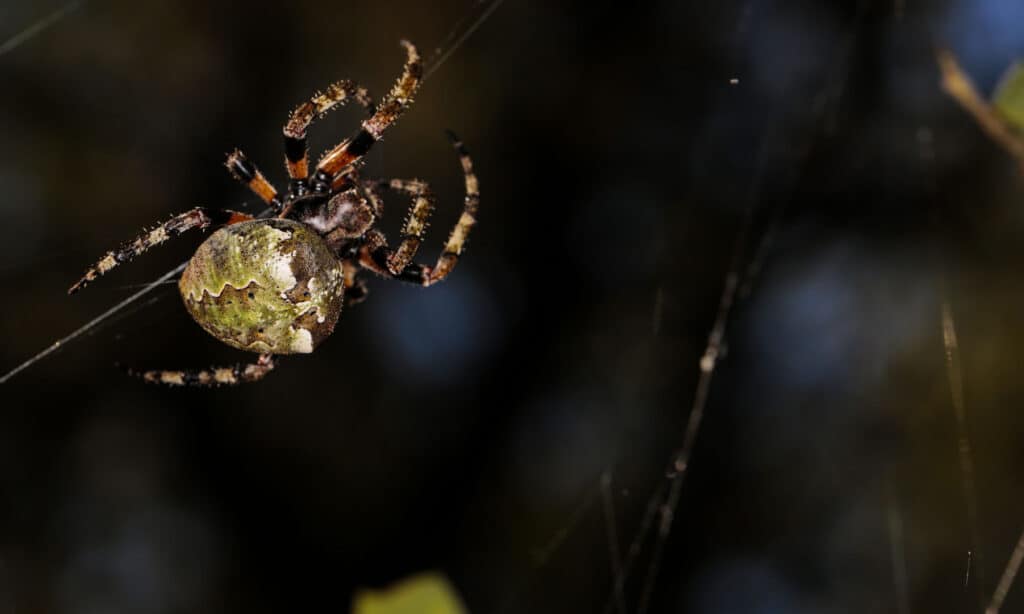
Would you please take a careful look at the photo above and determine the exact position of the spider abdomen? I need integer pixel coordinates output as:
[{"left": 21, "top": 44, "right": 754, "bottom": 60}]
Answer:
[{"left": 178, "top": 219, "right": 345, "bottom": 354}]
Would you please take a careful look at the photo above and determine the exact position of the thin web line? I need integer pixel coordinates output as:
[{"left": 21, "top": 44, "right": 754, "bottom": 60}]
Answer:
[
  {"left": 634, "top": 136, "right": 765, "bottom": 614},
  {"left": 0, "top": 0, "right": 85, "bottom": 58},
  {"left": 600, "top": 470, "right": 626, "bottom": 614},
  {"left": 495, "top": 485, "right": 600, "bottom": 614},
  {"left": 0, "top": 263, "right": 185, "bottom": 384},
  {"left": 0, "top": 0, "right": 506, "bottom": 386},
  {"left": 423, "top": 0, "right": 506, "bottom": 81},
  {"left": 602, "top": 483, "right": 664, "bottom": 614},
  {"left": 887, "top": 481, "right": 911, "bottom": 614},
  {"left": 628, "top": 3, "right": 869, "bottom": 610}
]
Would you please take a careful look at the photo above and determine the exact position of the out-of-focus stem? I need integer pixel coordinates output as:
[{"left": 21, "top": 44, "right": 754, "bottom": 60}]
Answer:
[{"left": 937, "top": 47, "right": 1024, "bottom": 164}]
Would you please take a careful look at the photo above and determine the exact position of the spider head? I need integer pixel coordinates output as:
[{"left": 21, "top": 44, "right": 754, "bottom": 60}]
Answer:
[{"left": 178, "top": 219, "right": 345, "bottom": 354}]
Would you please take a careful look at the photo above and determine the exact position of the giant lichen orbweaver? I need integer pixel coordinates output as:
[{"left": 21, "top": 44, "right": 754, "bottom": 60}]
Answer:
[{"left": 68, "top": 41, "right": 480, "bottom": 386}]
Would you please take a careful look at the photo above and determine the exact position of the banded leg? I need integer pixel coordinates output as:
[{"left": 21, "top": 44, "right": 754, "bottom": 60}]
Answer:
[
  {"left": 364, "top": 178, "right": 437, "bottom": 274},
  {"left": 427, "top": 131, "right": 480, "bottom": 284},
  {"left": 313, "top": 41, "right": 422, "bottom": 189},
  {"left": 284, "top": 80, "right": 373, "bottom": 181},
  {"left": 359, "top": 175, "right": 385, "bottom": 216},
  {"left": 225, "top": 149, "right": 283, "bottom": 211},
  {"left": 357, "top": 132, "right": 479, "bottom": 287},
  {"left": 345, "top": 277, "right": 369, "bottom": 306},
  {"left": 132, "top": 353, "right": 276, "bottom": 387},
  {"left": 68, "top": 208, "right": 253, "bottom": 294},
  {"left": 342, "top": 260, "right": 369, "bottom": 306}
]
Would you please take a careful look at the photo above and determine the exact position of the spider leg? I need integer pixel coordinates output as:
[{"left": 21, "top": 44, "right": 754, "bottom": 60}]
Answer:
[
  {"left": 312, "top": 41, "right": 422, "bottom": 190},
  {"left": 345, "top": 277, "right": 369, "bottom": 306},
  {"left": 362, "top": 178, "right": 436, "bottom": 274},
  {"left": 341, "top": 259, "right": 369, "bottom": 306},
  {"left": 131, "top": 353, "right": 276, "bottom": 387},
  {"left": 425, "top": 132, "right": 480, "bottom": 284},
  {"left": 225, "top": 149, "right": 283, "bottom": 212},
  {"left": 283, "top": 80, "right": 373, "bottom": 182},
  {"left": 359, "top": 175, "right": 385, "bottom": 216},
  {"left": 359, "top": 131, "right": 479, "bottom": 287},
  {"left": 68, "top": 208, "right": 253, "bottom": 295}
]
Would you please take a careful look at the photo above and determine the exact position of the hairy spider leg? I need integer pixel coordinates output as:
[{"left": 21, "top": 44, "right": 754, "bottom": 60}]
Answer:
[
  {"left": 312, "top": 40, "right": 422, "bottom": 191},
  {"left": 362, "top": 178, "right": 437, "bottom": 274},
  {"left": 68, "top": 208, "right": 254, "bottom": 295},
  {"left": 132, "top": 353, "right": 276, "bottom": 387},
  {"left": 429, "top": 131, "right": 480, "bottom": 284},
  {"left": 360, "top": 131, "right": 479, "bottom": 287},
  {"left": 359, "top": 175, "right": 386, "bottom": 216},
  {"left": 225, "top": 149, "right": 283, "bottom": 212},
  {"left": 336, "top": 259, "right": 370, "bottom": 307},
  {"left": 283, "top": 80, "right": 374, "bottom": 183}
]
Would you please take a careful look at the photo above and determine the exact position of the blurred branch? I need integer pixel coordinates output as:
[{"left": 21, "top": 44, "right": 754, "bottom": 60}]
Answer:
[
  {"left": 941, "top": 297, "right": 987, "bottom": 607},
  {"left": 988, "top": 528, "right": 1024, "bottom": 614},
  {"left": 0, "top": 0, "right": 84, "bottom": 58},
  {"left": 937, "top": 47, "right": 1024, "bottom": 165}
]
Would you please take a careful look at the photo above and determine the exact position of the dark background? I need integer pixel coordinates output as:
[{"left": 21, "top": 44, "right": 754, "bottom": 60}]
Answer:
[{"left": 3, "top": 0, "right": 1024, "bottom": 612}]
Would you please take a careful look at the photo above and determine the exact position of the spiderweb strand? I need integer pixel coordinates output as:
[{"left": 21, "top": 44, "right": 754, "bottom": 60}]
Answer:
[
  {"left": 0, "top": 204, "right": 274, "bottom": 386},
  {"left": 601, "top": 482, "right": 665, "bottom": 614},
  {"left": 0, "top": 263, "right": 185, "bottom": 385},
  {"left": 0, "top": 0, "right": 85, "bottom": 58},
  {"left": 0, "top": 0, "right": 507, "bottom": 386},
  {"left": 634, "top": 160, "right": 760, "bottom": 614},
  {"left": 423, "top": 0, "right": 507, "bottom": 82},
  {"left": 600, "top": 471, "right": 627, "bottom": 614},
  {"left": 627, "top": 4, "right": 869, "bottom": 611},
  {"left": 887, "top": 482, "right": 911, "bottom": 614},
  {"left": 494, "top": 486, "right": 600, "bottom": 614}
]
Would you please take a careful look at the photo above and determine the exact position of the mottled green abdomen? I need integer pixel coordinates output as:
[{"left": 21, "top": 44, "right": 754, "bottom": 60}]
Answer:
[{"left": 178, "top": 219, "right": 345, "bottom": 354}]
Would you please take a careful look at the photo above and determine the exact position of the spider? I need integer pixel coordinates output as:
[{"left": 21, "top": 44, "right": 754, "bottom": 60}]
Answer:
[{"left": 68, "top": 41, "right": 479, "bottom": 386}]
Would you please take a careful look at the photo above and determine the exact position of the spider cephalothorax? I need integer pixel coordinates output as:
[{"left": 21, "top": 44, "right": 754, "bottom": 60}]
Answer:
[{"left": 69, "top": 41, "right": 480, "bottom": 386}]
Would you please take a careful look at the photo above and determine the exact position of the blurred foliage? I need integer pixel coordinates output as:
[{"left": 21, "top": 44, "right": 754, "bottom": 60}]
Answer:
[
  {"left": 352, "top": 573, "right": 467, "bottom": 614},
  {"left": 6, "top": 1, "right": 1024, "bottom": 613},
  {"left": 993, "top": 60, "right": 1024, "bottom": 131}
]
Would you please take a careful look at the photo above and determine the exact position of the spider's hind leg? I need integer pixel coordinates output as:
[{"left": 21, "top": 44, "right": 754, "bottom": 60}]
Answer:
[
  {"left": 428, "top": 131, "right": 480, "bottom": 284},
  {"left": 342, "top": 260, "right": 370, "bottom": 307},
  {"left": 314, "top": 41, "right": 422, "bottom": 184},
  {"left": 68, "top": 207, "right": 252, "bottom": 295},
  {"left": 131, "top": 353, "right": 276, "bottom": 387},
  {"left": 361, "top": 178, "right": 436, "bottom": 274},
  {"left": 363, "top": 131, "right": 479, "bottom": 287}
]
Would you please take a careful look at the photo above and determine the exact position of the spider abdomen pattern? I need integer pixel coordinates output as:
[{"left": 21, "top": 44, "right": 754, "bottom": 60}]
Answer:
[{"left": 178, "top": 219, "right": 344, "bottom": 355}]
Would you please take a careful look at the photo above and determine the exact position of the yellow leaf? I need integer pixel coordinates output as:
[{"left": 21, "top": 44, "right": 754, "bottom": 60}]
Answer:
[
  {"left": 352, "top": 572, "right": 468, "bottom": 614},
  {"left": 992, "top": 61, "right": 1024, "bottom": 133}
]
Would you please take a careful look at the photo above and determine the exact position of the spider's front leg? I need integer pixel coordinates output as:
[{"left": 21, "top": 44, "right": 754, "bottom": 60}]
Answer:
[
  {"left": 68, "top": 208, "right": 253, "bottom": 294},
  {"left": 283, "top": 80, "right": 374, "bottom": 184},
  {"left": 312, "top": 41, "right": 422, "bottom": 190},
  {"left": 131, "top": 353, "right": 276, "bottom": 387},
  {"left": 225, "top": 149, "right": 283, "bottom": 212}
]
